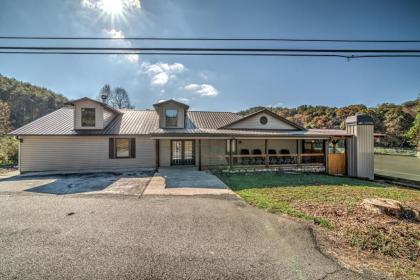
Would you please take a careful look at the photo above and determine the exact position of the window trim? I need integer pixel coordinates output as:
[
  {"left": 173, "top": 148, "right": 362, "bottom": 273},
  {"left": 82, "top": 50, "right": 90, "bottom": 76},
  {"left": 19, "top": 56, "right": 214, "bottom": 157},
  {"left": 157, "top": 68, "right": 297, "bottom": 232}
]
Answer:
[
  {"left": 115, "top": 138, "right": 131, "bottom": 159},
  {"left": 260, "top": 116, "right": 268, "bottom": 125},
  {"left": 165, "top": 109, "right": 178, "bottom": 128},
  {"left": 81, "top": 107, "right": 96, "bottom": 127}
]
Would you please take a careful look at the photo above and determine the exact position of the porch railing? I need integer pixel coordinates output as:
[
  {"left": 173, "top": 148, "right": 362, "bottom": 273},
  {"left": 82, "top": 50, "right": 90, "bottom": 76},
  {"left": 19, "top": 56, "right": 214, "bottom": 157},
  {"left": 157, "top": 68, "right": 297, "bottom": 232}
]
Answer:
[{"left": 225, "top": 153, "right": 325, "bottom": 165}]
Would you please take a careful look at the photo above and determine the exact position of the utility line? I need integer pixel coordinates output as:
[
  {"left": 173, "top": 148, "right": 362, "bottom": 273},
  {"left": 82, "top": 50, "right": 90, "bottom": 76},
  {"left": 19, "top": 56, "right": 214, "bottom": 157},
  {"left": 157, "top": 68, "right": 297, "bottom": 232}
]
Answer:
[
  {"left": 1, "top": 46, "right": 420, "bottom": 53},
  {"left": 1, "top": 51, "right": 420, "bottom": 59},
  {"left": 1, "top": 36, "right": 420, "bottom": 43}
]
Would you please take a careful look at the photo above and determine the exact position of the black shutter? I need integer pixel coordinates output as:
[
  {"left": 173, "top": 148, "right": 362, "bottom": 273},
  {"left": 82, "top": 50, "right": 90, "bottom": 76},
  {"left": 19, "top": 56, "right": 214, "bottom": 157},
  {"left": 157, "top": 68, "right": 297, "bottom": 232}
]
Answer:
[
  {"left": 130, "top": 138, "right": 136, "bottom": 158},
  {"left": 109, "top": 138, "right": 115, "bottom": 159}
]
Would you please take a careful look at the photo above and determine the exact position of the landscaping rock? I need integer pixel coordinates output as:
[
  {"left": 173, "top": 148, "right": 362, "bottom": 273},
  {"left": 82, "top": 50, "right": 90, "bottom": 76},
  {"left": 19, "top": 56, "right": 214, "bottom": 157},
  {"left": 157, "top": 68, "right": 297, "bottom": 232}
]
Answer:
[{"left": 361, "top": 198, "right": 420, "bottom": 222}]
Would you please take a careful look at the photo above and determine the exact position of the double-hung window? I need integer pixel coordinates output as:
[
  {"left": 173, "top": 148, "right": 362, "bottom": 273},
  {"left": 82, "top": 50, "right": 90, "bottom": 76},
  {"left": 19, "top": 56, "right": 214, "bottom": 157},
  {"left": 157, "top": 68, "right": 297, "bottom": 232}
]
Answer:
[
  {"left": 116, "top": 138, "right": 130, "bottom": 158},
  {"left": 165, "top": 109, "right": 178, "bottom": 127},
  {"left": 81, "top": 108, "right": 95, "bottom": 127}
]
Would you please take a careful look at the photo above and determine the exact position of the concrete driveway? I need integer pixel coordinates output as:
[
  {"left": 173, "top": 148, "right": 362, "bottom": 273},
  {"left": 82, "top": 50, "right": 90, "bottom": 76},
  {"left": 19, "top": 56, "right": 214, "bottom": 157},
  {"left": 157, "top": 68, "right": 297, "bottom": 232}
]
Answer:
[
  {"left": 0, "top": 193, "right": 372, "bottom": 280},
  {"left": 0, "top": 171, "right": 154, "bottom": 196},
  {"left": 144, "top": 168, "right": 235, "bottom": 196}
]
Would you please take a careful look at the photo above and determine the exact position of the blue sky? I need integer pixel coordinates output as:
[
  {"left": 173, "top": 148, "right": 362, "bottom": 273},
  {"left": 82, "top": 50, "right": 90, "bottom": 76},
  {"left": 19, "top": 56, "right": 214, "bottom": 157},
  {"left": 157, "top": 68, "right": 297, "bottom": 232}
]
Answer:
[{"left": 0, "top": 0, "right": 419, "bottom": 111}]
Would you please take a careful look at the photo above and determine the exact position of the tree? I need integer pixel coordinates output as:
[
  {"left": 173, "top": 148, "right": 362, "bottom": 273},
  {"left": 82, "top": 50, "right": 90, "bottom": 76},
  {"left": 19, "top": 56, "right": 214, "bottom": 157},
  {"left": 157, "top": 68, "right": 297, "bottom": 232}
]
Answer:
[
  {"left": 406, "top": 114, "right": 420, "bottom": 146},
  {"left": 110, "top": 87, "right": 132, "bottom": 109},
  {"left": 0, "top": 100, "right": 11, "bottom": 135},
  {"left": 97, "top": 84, "right": 133, "bottom": 109}
]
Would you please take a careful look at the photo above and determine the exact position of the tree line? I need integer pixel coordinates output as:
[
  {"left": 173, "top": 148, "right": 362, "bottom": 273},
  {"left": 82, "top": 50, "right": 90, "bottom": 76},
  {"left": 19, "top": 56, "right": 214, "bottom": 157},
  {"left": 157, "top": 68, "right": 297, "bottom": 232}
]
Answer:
[{"left": 239, "top": 97, "right": 419, "bottom": 147}]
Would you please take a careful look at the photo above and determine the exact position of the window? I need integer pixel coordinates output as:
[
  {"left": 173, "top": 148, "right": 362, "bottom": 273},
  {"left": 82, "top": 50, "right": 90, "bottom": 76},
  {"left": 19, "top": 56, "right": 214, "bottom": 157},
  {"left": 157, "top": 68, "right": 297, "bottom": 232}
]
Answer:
[
  {"left": 81, "top": 108, "right": 95, "bottom": 127},
  {"left": 109, "top": 138, "right": 135, "bottom": 159},
  {"left": 165, "top": 109, "right": 178, "bottom": 127},
  {"left": 303, "top": 140, "right": 324, "bottom": 153},
  {"left": 260, "top": 116, "right": 268, "bottom": 125},
  {"left": 116, "top": 138, "right": 130, "bottom": 158},
  {"left": 226, "top": 139, "right": 236, "bottom": 154}
]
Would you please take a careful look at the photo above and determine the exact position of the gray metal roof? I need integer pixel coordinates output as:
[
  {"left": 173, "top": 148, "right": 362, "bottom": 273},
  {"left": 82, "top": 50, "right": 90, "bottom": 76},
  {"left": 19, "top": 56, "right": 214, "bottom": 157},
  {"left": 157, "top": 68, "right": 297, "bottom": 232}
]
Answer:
[
  {"left": 9, "top": 108, "right": 242, "bottom": 136},
  {"left": 150, "top": 128, "right": 350, "bottom": 138},
  {"left": 9, "top": 107, "right": 351, "bottom": 137}
]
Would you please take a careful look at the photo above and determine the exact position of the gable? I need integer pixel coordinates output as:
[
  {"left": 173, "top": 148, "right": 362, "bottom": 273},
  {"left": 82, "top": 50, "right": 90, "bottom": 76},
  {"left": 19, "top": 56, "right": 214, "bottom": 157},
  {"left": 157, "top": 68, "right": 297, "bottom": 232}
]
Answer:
[{"left": 223, "top": 110, "right": 304, "bottom": 130}]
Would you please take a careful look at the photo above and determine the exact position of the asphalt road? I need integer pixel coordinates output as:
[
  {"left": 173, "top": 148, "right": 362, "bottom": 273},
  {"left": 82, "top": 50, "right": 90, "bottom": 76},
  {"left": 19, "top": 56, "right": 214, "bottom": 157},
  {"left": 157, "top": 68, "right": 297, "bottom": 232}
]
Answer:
[{"left": 0, "top": 193, "right": 373, "bottom": 280}]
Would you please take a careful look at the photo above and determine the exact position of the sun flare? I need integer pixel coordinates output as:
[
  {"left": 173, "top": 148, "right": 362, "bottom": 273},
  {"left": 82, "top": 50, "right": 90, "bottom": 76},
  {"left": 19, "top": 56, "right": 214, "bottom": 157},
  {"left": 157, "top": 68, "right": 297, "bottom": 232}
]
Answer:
[{"left": 100, "top": 0, "right": 124, "bottom": 15}]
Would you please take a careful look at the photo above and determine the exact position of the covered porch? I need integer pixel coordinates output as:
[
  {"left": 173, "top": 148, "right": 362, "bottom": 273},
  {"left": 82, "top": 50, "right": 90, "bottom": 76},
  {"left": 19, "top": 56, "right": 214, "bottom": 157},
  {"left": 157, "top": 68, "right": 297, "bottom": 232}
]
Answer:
[
  {"left": 155, "top": 137, "right": 348, "bottom": 175},
  {"left": 224, "top": 138, "right": 328, "bottom": 172}
]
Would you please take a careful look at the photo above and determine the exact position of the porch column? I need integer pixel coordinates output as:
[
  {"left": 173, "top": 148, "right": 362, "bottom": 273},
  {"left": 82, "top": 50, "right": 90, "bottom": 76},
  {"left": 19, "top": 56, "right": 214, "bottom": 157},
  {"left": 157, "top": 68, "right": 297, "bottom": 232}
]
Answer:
[
  {"left": 155, "top": 139, "right": 160, "bottom": 172},
  {"left": 229, "top": 139, "right": 233, "bottom": 169},
  {"left": 297, "top": 139, "right": 302, "bottom": 165},
  {"left": 264, "top": 139, "right": 269, "bottom": 167},
  {"left": 198, "top": 139, "right": 202, "bottom": 171},
  {"left": 324, "top": 139, "right": 329, "bottom": 174}
]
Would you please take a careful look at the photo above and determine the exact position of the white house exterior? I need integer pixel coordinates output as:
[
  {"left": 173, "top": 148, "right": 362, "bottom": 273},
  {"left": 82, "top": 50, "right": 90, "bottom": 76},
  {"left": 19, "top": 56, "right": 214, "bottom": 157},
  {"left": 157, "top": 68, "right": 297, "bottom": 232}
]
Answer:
[{"left": 10, "top": 97, "right": 376, "bottom": 179}]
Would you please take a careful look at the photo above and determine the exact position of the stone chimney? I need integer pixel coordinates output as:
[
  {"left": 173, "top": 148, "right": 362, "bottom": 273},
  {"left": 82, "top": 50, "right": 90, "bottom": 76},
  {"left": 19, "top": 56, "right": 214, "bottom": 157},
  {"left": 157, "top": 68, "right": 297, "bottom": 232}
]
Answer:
[{"left": 345, "top": 114, "right": 375, "bottom": 180}]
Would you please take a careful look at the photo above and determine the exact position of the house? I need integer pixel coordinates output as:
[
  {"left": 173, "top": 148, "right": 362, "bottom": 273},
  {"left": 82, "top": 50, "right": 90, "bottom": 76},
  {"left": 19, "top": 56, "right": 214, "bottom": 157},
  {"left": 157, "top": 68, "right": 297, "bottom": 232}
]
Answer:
[{"left": 9, "top": 97, "right": 376, "bottom": 179}]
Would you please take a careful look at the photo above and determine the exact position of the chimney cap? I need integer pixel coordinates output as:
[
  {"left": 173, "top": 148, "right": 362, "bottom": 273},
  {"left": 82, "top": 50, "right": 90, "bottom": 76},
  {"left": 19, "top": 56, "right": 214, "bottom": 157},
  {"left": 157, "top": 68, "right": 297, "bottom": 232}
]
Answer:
[{"left": 345, "top": 114, "right": 374, "bottom": 125}]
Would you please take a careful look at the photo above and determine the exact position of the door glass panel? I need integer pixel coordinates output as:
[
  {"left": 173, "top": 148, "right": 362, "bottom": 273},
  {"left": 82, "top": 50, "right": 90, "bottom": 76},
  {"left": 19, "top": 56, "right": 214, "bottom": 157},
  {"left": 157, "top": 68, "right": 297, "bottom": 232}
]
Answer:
[
  {"left": 184, "top": 141, "right": 193, "bottom": 160},
  {"left": 171, "top": 140, "right": 195, "bottom": 165},
  {"left": 172, "top": 141, "right": 182, "bottom": 165}
]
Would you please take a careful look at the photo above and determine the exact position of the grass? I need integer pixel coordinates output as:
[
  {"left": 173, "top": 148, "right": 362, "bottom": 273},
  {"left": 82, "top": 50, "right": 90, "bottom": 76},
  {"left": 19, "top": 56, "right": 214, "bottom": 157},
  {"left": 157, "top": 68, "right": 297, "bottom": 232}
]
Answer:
[
  {"left": 374, "top": 147, "right": 417, "bottom": 157},
  {"left": 215, "top": 171, "right": 420, "bottom": 280}
]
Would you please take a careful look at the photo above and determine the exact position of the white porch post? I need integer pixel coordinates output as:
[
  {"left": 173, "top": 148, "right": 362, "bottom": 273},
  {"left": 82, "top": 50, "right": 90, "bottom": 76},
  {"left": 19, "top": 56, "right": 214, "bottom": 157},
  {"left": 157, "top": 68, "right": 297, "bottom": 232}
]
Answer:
[
  {"left": 297, "top": 139, "right": 302, "bottom": 165},
  {"left": 264, "top": 139, "right": 269, "bottom": 167}
]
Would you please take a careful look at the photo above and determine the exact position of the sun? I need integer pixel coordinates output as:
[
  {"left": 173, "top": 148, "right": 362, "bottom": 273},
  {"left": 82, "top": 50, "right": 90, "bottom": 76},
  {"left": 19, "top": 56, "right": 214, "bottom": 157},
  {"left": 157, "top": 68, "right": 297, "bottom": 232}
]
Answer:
[{"left": 100, "top": 0, "right": 124, "bottom": 16}]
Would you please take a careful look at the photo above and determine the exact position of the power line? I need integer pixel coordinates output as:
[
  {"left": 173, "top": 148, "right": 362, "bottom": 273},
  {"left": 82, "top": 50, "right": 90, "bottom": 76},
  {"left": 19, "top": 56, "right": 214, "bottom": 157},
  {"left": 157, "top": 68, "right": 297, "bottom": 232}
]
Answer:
[
  {"left": 1, "top": 36, "right": 420, "bottom": 43},
  {"left": 1, "top": 46, "right": 420, "bottom": 53},
  {"left": 1, "top": 51, "right": 420, "bottom": 59}
]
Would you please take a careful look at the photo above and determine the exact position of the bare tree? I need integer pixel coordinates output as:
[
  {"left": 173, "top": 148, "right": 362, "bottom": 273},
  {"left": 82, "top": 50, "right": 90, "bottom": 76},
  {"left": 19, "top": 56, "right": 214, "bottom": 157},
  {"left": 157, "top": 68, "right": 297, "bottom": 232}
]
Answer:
[
  {"left": 97, "top": 84, "right": 133, "bottom": 109},
  {"left": 97, "top": 84, "right": 112, "bottom": 104},
  {"left": 111, "top": 87, "right": 132, "bottom": 109}
]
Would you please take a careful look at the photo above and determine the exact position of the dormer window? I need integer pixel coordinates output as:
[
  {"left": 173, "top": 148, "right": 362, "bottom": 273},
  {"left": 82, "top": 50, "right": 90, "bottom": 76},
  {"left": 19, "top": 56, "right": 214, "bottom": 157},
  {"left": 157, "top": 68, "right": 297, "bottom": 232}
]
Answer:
[
  {"left": 165, "top": 109, "right": 178, "bottom": 127},
  {"left": 81, "top": 108, "right": 96, "bottom": 127}
]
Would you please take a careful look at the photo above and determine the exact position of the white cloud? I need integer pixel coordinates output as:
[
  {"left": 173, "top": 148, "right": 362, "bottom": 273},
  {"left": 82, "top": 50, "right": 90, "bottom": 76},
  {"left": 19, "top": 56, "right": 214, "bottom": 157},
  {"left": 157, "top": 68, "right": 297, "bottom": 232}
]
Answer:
[
  {"left": 102, "top": 29, "right": 139, "bottom": 64},
  {"left": 139, "top": 62, "right": 185, "bottom": 86},
  {"left": 151, "top": 72, "right": 169, "bottom": 85},
  {"left": 176, "top": 97, "right": 190, "bottom": 103},
  {"left": 184, "top": 84, "right": 219, "bottom": 96}
]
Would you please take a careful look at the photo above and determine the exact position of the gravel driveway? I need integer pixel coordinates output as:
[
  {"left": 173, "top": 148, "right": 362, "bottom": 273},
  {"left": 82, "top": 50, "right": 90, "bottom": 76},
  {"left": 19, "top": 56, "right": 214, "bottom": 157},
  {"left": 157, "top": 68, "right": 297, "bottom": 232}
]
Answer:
[{"left": 0, "top": 192, "right": 374, "bottom": 280}]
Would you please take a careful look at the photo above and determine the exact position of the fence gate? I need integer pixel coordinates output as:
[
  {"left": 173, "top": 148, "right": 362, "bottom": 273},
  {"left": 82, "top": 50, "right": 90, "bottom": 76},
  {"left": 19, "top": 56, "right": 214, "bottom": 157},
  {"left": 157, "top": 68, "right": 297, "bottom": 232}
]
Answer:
[{"left": 328, "top": 153, "right": 346, "bottom": 176}]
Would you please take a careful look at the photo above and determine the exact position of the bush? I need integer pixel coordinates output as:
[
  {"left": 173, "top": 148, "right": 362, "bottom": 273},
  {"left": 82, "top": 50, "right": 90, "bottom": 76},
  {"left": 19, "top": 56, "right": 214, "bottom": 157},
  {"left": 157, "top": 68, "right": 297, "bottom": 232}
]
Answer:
[{"left": 0, "top": 136, "right": 19, "bottom": 166}]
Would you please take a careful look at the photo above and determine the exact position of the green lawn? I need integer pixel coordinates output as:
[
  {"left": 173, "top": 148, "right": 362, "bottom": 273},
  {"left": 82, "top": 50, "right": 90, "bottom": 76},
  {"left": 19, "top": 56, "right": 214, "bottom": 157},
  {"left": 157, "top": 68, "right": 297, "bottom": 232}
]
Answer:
[{"left": 215, "top": 172, "right": 420, "bottom": 280}]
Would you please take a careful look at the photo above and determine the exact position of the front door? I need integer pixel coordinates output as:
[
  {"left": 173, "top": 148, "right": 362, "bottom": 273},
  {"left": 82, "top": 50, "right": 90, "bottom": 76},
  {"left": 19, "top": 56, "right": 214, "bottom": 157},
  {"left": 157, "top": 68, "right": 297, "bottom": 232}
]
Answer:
[{"left": 171, "top": 140, "right": 195, "bottom": 165}]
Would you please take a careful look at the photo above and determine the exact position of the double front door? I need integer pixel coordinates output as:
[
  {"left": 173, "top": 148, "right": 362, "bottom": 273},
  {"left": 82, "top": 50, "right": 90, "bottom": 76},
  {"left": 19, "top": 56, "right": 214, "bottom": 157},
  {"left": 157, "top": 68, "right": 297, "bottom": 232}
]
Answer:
[{"left": 171, "top": 140, "right": 195, "bottom": 165}]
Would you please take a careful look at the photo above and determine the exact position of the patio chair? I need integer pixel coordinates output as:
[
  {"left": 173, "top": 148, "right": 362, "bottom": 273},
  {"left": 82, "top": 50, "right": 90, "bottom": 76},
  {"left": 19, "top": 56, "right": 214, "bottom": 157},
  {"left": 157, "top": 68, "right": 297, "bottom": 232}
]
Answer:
[
  {"left": 279, "top": 149, "right": 291, "bottom": 164},
  {"left": 268, "top": 149, "right": 278, "bottom": 164},
  {"left": 252, "top": 149, "right": 264, "bottom": 165},
  {"left": 240, "top": 149, "right": 251, "bottom": 165}
]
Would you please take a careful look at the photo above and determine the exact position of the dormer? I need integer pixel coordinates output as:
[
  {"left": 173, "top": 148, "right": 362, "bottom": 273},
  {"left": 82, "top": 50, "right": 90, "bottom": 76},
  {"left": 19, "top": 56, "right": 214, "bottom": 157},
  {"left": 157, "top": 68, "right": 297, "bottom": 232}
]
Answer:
[
  {"left": 65, "top": 97, "right": 121, "bottom": 130},
  {"left": 153, "top": 99, "right": 189, "bottom": 129}
]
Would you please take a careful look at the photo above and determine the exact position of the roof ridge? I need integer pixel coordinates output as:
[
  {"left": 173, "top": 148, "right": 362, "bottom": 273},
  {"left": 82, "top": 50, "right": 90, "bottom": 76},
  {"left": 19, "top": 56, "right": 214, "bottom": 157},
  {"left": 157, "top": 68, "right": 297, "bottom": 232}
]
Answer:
[{"left": 188, "top": 110, "right": 238, "bottom": 114}]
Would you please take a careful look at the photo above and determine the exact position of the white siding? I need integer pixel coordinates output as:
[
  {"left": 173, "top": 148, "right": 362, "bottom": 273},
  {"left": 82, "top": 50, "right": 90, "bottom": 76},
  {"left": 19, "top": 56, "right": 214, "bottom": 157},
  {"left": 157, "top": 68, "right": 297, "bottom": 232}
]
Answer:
[
  {"left": 346, "top": 124, "right": 374, "bottom": 179},
  {"left": 74, "top": 100, "right": 104, "bottom": 130},
  {"left": 201, "top": 139, "right": 227, "bottom": 166},
  {"left": 228, "top": 113, "right": 296, "bottom": 130},
  {"left": 20, "top": 136, "right": 156, "bottom": 172},
  {"left": 159, "top": 139, "right": 171, "bottom": 167}
]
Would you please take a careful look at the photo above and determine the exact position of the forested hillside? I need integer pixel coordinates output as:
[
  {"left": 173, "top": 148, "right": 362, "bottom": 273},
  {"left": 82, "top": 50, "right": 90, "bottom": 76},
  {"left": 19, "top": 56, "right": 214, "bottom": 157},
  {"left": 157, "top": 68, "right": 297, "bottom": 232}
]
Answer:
[
  {"left": 0, "top": 74, "right": 67, "bottom": 131},
  {"left": 0, "top": 75, "right": 68, "bottom": 165},
  {"left": 239, "top": 98, "right": 419, "bottom": 147}
]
